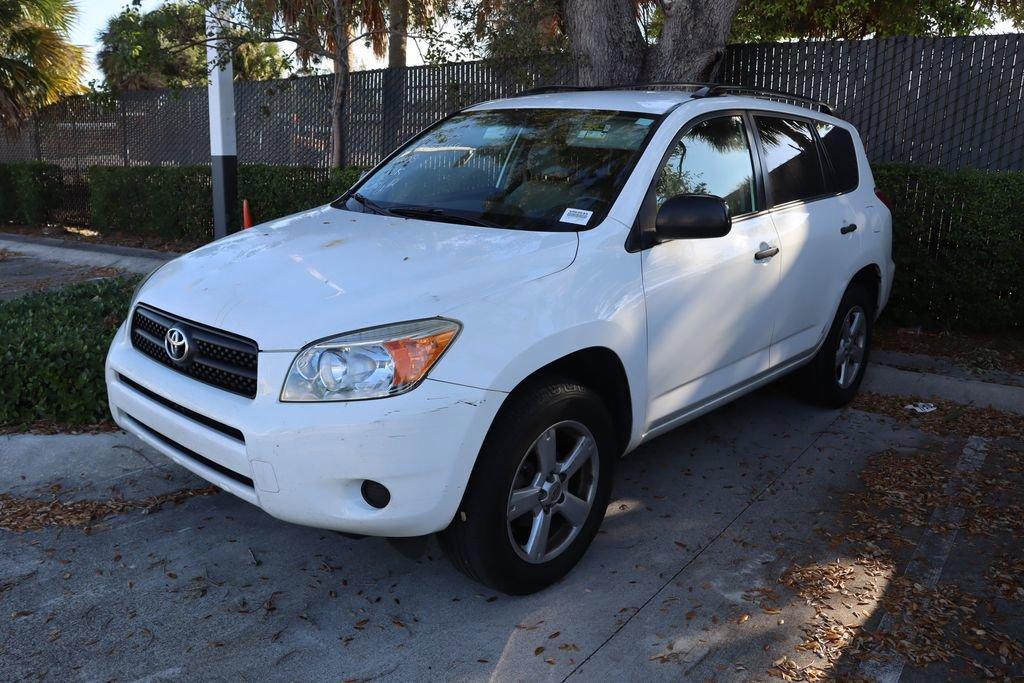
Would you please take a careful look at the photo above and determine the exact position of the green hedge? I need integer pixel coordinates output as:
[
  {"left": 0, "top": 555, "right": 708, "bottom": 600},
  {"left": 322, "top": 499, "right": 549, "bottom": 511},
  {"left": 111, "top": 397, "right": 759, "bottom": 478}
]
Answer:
[
  {"left": 88, "top": 165, "right": 213, "bottom": 240},
  {"left": 0, "top": 161, "right": 62, "bottom": 226},
  {"left": 239, "top": 164, "right": 362, "bottom": 222},
  {"left": 0, "top": 276, "right": 139, "bottom": 429},
  {"left": 88, "top": 164, "right": 362, "bottom": 240},
  {"left": 874, "top": 164, "right": 1024, "bottom": 331}
]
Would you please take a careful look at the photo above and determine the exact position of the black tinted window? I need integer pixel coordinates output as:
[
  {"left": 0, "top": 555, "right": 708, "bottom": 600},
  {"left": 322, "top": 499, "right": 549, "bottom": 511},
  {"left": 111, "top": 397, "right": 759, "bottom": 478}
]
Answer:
[
  {"left": 755, "top": 117, "right": 825, "bottom": 205},
  {"left": 815, "top": 123, "right": 859, "bottom": 193},
  {"left": 656, "top": 115, "right": 757, "bottom": 216}
]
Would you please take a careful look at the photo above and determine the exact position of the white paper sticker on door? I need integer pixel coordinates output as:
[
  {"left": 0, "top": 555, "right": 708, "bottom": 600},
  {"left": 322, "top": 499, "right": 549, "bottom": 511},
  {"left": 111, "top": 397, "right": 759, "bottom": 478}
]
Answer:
[{"left": 559, "top": 208, "right": 594, "bottom": 226}]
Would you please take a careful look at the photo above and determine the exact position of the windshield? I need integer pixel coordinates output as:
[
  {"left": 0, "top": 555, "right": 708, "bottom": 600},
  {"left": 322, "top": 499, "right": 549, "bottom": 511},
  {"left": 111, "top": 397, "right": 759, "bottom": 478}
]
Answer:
[{"left": 337, "top": 108, "right": 659, "bottom": 231}]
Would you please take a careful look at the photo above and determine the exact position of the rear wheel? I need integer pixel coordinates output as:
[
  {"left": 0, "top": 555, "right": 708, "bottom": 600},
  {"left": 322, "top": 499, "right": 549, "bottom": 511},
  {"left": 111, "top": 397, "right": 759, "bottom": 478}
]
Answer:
[
  {"left": 796, "top": 283, "right": 874, "bottom": 407},
  {"left": 439, "top": 378, "right": 615, "bottom": 595}
]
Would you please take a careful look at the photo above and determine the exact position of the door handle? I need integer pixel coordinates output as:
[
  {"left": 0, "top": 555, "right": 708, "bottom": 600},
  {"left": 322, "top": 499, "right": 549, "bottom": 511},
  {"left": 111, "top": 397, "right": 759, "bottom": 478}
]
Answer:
[
  {"left": 754, "top": 246, "right": 779, "bottom": 260},
  {"left": 840, "top": 223, "right": 858, "bottom": 234}
]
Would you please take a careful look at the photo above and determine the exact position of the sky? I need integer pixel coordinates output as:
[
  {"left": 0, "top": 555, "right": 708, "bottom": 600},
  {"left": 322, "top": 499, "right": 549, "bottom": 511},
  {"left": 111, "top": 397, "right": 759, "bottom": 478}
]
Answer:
[{"left": 71, "top": 1, "right": 1016, "bottom": 86}]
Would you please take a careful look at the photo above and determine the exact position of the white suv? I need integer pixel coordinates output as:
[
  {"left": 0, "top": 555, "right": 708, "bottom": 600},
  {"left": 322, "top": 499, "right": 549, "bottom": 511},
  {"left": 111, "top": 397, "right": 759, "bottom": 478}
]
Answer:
[{"left": 105, "top": 86, "right": 893, "bottom": 594}]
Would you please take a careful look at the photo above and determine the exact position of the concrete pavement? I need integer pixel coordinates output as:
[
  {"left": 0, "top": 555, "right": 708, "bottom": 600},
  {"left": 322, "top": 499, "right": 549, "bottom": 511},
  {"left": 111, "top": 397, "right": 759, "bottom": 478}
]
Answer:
[
  {"left": 2, "top": 248, "right": 1022, "bottom": 679},
  {"left": 0, "top": 233, "right": 172, "bottom": 300},
  {"left": 863, "top": 362, "right": 1024, "bottom": 415},
  {"left": 0, "top": 385, "right": 963, "bottom": 681},
  {"left": 0, "top": 233, "right": 175, "bottom": 273}
]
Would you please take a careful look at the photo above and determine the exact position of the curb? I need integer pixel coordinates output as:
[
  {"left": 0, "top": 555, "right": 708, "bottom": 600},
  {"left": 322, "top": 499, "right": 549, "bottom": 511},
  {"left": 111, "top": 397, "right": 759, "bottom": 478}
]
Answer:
[
  {"left": 863, "top": 363, "right": 1024, "bottom": 415},
  {"left": 0, "top": 232, "right": 181, "bottom": 260}
]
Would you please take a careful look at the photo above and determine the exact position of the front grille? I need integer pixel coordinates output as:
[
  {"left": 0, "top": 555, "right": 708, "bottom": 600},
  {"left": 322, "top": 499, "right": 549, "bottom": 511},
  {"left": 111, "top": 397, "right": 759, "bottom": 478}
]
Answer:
[
  {"left": 123, "top": 413, "right": 255, "bottom": 489},
  {"left": 131, "top": 305, "right": 259, "bottom": 398}
]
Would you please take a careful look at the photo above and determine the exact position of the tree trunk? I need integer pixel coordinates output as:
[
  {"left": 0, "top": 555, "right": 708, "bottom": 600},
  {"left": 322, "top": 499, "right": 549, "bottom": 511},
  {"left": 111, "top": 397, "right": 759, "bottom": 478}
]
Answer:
[
  {"left": 383, "top": 0, "right": 408, "bottom": 154},
  {"left": 562, "top": 0, "right": 645, "bottom": 85},
  {"left": 388, "top": 0, "right": 408, "bottom": 68},
  {"left": 330, "top": 63, "right": 348, "bottom": 168},
  {"left": 329, "top": 1, "right": 350, "bottom": 168},
  {"left": 561, "top": 0, "right": 743, "bottom": 85},
  {"left": 644, "top": 0, "right": 743, "bottom": 82}
]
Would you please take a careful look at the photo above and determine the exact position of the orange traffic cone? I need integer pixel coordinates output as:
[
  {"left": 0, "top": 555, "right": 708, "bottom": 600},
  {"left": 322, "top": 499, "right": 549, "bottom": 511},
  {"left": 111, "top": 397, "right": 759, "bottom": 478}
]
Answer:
[{"left": 242, "top": 199, "right": 254, "bottom": 229}]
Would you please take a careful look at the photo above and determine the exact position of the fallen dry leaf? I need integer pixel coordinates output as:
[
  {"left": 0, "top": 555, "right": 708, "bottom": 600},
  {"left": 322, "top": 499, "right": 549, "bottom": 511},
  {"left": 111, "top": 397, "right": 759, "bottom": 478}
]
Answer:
[{"left": 0, "top": 487, "right": 219, "bottom": 532}]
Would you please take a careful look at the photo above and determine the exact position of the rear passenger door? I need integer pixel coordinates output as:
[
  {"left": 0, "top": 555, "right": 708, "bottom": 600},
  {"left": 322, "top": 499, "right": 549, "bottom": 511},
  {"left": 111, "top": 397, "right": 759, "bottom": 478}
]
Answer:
[{"left": 753, "top": 114, "right": 863, "bottom": 366}]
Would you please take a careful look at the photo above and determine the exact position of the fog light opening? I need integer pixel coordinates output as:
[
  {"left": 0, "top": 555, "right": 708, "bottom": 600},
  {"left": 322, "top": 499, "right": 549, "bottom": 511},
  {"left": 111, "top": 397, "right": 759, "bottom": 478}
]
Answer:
[{"left": 361, "top": 480, "right": 391, "bottom": 509}]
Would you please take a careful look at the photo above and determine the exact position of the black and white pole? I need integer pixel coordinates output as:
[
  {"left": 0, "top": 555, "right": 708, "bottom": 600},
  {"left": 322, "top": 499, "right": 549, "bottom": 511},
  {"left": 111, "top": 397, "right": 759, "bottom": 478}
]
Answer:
[{"left": 206, "top": 9, "right": 237, "bottom": 239}]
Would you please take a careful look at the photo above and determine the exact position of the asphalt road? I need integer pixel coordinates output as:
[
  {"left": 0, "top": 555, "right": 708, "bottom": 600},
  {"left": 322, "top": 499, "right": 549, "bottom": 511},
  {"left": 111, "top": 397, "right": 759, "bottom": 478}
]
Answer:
[{"left": 2, "top": 384, "right": 956, "bottom": 682}]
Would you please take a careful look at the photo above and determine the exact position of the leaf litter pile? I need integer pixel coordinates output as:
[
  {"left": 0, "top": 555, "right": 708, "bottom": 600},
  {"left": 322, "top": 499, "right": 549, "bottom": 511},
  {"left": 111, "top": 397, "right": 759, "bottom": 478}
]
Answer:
[
  {"left": 874, "top": 326, "right": 1024, "bottom": 376},
  {"left": 851, "top": 392, "right": 1024, "bottom": 440},
  {"left": 0, "top": 486, "right": 218, "bottom": 532},
  {"left": 768, "top": 439, "right": 1024, "bottom": 680}
]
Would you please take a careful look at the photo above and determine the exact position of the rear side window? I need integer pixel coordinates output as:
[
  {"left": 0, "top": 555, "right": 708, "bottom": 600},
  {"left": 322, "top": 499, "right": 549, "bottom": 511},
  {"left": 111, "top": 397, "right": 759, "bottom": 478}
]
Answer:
[
  {"left": 815, "top": 123, "right": 859, "bottom": 193},
  {"left": 755, "top": 117, "right": 826, "bottom": 205}
]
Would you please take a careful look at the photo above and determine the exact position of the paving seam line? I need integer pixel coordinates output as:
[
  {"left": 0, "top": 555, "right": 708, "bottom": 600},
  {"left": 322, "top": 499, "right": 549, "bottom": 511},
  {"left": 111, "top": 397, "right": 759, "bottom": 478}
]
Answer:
[
  {"left": 562, "top": 413, "right": 843, "bottom": 681},
  {"left": 857, "top": 435, "right": 988, "bottom": 683}
]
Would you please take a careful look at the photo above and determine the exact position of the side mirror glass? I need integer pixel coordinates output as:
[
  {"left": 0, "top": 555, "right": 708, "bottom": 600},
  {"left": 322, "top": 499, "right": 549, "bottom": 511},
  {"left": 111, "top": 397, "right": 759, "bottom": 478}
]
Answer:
[{"left": 655, "top": 194, "right": 731, "bottom": 241}]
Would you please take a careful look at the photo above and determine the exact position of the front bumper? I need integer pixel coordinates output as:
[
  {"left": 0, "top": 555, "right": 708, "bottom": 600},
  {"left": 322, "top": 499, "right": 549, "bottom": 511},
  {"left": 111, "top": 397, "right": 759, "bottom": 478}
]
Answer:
[{"left": 105, "top": 321, "right": 504, "bottom": 536}]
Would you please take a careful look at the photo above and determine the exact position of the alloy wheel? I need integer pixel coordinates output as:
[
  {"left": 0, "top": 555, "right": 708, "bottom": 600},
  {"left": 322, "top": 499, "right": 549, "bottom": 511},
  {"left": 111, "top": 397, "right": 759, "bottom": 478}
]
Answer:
[
  {"left": 835, "top": 305, "right": 867, "bottom": 389},
  {"left": 506, "top": 420, "right": 600, "bottom": 564}
]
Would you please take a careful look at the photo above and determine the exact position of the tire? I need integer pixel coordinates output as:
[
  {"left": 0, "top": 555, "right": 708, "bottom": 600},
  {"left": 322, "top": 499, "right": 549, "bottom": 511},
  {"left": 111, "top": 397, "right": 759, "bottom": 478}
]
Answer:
[
  {"left": 439, "top": 377, "right": 616, "bottom": 595},
  {"left": 796, "top": 283, "right": 874, "bottom": 408}
]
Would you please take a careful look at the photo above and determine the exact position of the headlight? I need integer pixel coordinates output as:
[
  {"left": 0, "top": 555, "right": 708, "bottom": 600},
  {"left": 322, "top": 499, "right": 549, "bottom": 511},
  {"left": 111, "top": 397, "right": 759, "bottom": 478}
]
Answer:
[{"left": 280, "top": 319, "right": 461, "bottom": 402}]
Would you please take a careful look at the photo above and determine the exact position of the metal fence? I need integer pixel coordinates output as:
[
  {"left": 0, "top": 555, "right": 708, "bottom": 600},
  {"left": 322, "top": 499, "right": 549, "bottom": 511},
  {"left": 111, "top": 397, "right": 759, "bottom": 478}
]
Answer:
[
  {"left": 1, "top": 35, "right": 1022, "bottom": 224},
  {"left": 721, "top": 34, "right": 1024, "bottom": 171}
]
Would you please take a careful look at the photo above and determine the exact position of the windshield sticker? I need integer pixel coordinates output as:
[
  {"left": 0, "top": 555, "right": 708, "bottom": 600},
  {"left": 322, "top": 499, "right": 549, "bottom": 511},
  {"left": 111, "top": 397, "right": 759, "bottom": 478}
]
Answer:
[
  {"left": 576, "top": 123, "right": 610, "bottom": 140},
  {"left": 560, "top": 208, "right": 594, "bottom": 226},
  {"left": 483, "top": 125, "right": 512, "bottom": 140}
]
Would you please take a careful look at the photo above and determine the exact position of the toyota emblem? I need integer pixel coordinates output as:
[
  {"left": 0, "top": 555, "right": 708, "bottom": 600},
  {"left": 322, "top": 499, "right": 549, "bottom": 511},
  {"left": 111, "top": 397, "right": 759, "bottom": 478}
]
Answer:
[{"left": 164, "top": 326, "right": 190, "bottom": 362}]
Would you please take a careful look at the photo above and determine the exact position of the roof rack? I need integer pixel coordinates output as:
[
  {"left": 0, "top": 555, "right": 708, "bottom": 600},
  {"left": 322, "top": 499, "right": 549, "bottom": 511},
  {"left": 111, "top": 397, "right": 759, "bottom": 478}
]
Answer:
[
  {"left": 690, "top": 84, "right": 833, "bottom": 115},
  {"left": 512, "top": 83, "right": 713, "bottom": 98},
  {"left": 512, "top": 82, "right": 834, "bottom": 116},
  {"left": 511, "top": 85, "right": 609, "bottom": 97}
]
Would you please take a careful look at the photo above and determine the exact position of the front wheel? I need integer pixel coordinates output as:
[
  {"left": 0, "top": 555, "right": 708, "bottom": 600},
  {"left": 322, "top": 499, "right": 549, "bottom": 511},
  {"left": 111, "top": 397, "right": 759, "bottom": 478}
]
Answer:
[
  {"left": 439, "top": 378, "right": 616, "bottom": 595},
  {"left": 796, "top": 283, "right": 874, "bottom": 407}
]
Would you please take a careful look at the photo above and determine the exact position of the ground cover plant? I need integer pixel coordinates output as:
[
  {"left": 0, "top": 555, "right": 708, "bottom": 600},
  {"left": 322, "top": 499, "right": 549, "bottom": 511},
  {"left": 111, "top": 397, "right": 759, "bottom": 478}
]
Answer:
[{"left": 0, "top": 275, "right": 139, "bottom": 431}]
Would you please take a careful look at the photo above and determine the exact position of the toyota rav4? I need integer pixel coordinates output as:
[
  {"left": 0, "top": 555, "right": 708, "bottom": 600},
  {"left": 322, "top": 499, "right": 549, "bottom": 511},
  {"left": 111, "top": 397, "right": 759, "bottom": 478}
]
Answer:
[{"left": 105, "top": 86, "right": 894, "bottom": 594}]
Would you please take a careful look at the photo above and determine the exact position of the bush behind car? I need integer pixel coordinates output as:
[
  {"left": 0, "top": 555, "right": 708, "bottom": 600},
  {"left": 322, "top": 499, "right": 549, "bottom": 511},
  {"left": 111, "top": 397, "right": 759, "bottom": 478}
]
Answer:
[{"left": 88, "top": 164, "right": 362, "bottom": 240}]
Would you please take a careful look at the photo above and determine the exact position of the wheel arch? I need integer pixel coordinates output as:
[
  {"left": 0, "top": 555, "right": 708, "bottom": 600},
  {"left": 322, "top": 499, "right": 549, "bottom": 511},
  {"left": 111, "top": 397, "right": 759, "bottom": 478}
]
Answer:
[
  {"left": 496, "top": 346, "right": 635, "bottom": 458},
  {"left": 849, "top": 263, "right": 882, "bottom": 316}
]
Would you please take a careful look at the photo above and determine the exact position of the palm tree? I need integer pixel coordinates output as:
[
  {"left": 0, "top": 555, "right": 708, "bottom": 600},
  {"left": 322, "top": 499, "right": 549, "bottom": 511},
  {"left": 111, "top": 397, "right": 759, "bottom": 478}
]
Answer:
[
  {"left": 98, "top": 3, "right": 290, "bottom": 92},
  {"left": 0, "top": 0, "right": 85, "bottom": 131}
]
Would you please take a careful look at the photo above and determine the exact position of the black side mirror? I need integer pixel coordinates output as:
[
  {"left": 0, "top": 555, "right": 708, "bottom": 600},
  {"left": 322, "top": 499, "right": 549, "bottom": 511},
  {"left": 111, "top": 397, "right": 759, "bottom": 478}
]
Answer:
[{"left": 655, "top": 194, "right": 731, "bottom": 241}]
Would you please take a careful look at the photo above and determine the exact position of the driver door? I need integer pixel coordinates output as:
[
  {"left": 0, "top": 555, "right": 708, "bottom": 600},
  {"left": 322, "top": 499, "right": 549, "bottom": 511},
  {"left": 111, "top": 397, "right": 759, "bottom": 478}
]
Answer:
[{"left": 641, "top": 113, "right": 781, "bottom": 428}]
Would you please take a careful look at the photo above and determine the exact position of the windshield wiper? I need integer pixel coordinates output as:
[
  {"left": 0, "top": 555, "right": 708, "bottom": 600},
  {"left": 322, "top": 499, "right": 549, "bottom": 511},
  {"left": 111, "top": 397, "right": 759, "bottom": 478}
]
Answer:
[
  {"left": 386, "top": 206, "right": 502, "bottom": 229},
  {"left": 348, "top": 192, "right": 393, "bottom": 216},
  {"left": 346, "top": 195, "right": 502, "bottom": 228}
]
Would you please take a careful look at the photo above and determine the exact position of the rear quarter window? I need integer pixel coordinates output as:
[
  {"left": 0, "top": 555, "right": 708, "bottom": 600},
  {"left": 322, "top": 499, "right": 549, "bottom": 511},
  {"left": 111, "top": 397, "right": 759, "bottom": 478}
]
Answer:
[{"left": 815, "top": 123, "right": 859, "bottom": 193}]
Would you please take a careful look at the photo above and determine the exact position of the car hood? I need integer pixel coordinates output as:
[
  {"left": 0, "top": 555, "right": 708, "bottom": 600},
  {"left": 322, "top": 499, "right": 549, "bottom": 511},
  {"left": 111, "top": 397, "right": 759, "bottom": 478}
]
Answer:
[{"left": 135, "top": 205, "right": 579, "bottom": 350}]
